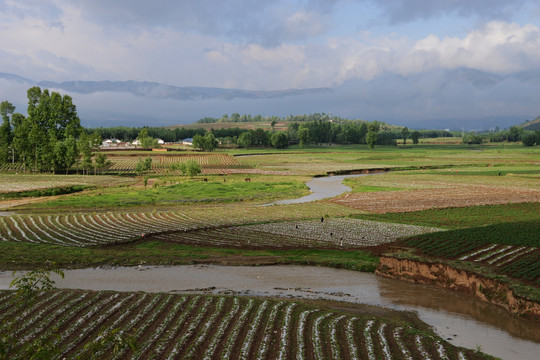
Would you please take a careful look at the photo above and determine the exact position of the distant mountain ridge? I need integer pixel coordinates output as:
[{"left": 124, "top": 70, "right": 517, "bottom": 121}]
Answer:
[
  {"left": 519, "top": 116, "right": 540, "bottom": 131},
  {"left": 0, "top": 72, "right": 331, "bottom": 100},
  {"left": 1, "top": 69, "right": 539, "bottom": 130}
]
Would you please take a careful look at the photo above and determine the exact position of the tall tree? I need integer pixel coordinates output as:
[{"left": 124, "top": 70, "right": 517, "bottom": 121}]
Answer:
[
  {"left": 25, "top": 87, "right": 82, "bottom": 172},
  {"left": 297, "top": 128, "right": 310, "bottom": 148},
  {"left": 411, "top": 131, "right": 420, "bottom": 145},
  {"left": 271, "top": 132, "right": 289, "bottom": 149},
  {"left": 401, "top": 127, "right": 410, "bottom": 145},
  {"left": 366, "top": 131, "right": 377, "bottom": 149},
  {"left": 0, "top": 101, "right": 15, "bottom": 164},
  {"left": 11, "top": 113, "right": 29, "bottom": 169}
]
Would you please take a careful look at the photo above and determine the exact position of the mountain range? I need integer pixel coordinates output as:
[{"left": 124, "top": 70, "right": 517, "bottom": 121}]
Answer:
[
  {"left": 0, "top": 72, "right": 331, "bottom": 101},
  {"left": 1, "top": 69, "right": 539, "bottom": 130}
]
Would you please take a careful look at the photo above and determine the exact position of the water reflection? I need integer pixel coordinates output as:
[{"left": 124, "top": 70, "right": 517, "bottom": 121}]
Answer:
[{"left": 378, "top": 276, "right": 540, "bottom": 343}]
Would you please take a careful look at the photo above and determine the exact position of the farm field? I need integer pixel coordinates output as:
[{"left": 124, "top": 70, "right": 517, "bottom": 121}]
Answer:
[
  {"left": 0, "top": 174, "right": 134, "bottom": 195},
  {"left": 401, "top": 221, "right": 540, "bottom": 285},
  {"left": 0, "top": 290, "right": 491, "bottom": 360},
  {"left": 0, "top": 142, "right": 538, "bottom": 358}
]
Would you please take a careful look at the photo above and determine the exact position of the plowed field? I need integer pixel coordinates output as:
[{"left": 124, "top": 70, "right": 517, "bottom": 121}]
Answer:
[{"left": 0, "top": 290, "right": 489, "bottom": 359}]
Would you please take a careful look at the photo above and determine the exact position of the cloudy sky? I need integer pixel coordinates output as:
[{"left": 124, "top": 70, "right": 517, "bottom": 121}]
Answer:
[{"left": 1, "top": 0, "right": 540, "bottom": 128}]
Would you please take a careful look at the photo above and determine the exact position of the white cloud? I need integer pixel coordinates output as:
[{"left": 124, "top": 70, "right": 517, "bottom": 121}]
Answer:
[
  {"left": 1, "top": 0, "right": 540, "bottom": 92},
  {"left": 407, "top": 21, "right": 540, "bottom": 74}
]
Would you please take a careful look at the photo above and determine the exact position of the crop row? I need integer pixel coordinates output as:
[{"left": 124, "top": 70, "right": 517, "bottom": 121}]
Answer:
[
  {"left": 0, "top": 211, "right": 213, "bottom": 246},
  {"left": 0, "top": 290, "right": 486, "bottom": 359},
  {"left": 154, "top": 218, "right": 442, "bottom": 249},
  {"left": 0, "top": 212, "right": 440, "bottom": 249},
  {"left": 403, "top": 233, "right": 540, "bottom": 284},
  {"left": 102, "top": 154, "right": 249, "bottom": 173}
]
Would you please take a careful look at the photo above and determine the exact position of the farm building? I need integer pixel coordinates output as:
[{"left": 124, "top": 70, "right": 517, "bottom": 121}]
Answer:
[{"left": 182, "top": 138, "right": 194, "bottom": 146}]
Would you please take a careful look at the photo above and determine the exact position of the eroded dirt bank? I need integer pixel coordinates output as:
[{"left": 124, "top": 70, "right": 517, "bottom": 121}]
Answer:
[{"left": 376, "top": 256, "right": 540, "bottom": 321}]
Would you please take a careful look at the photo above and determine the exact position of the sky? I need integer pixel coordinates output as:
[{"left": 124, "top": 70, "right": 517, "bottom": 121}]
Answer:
[{"left": 1, "top": 0, "right": 540, "bottom": 129}]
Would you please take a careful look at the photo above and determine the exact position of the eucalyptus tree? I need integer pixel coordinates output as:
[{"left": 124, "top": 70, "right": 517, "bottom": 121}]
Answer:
[
  {"left": 25, "top": 87, "right": 82, "bottom": 172},
  {"left": 0, "top": 101, "right": 15, "bottom": 164}
]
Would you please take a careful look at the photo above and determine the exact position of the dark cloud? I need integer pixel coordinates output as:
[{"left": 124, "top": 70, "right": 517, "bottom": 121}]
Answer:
[
  {"left": 69, "top": 0, "right": 339, "bottom": 46},
  {"left": 371, "top": 0, "right": 532, "bottom": 23}
]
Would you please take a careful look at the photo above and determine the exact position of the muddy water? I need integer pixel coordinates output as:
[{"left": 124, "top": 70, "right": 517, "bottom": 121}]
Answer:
[
  {"left": 1, "top": 265, "right": 538, "bottom": 360},
  {"left": 270, "top": 173, "right": 373, "bottom": 205}
]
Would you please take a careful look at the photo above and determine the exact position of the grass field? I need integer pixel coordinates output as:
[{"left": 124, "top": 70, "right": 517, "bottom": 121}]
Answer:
[{"left": 29, "top": 175, "right": 310, "bottom": 209}]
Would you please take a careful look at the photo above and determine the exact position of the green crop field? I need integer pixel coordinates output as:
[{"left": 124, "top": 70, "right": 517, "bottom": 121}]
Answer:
[{"left": 0, "top": 141, "right": 538, "bottom": 358}]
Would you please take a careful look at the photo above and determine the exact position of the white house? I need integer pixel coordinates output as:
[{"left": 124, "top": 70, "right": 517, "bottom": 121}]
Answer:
[
  {"left": 157, "top": 138, "right": 165, "bottom": 145},
  {"left": 182, "top": 138, "right": 193, "bottom": 146}
]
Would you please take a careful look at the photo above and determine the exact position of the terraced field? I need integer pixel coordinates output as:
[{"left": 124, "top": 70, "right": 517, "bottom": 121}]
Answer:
[
  {"left": 0, "top": 290, "right": 489, "bottom": 359},
  {"left": 155, "top": 218, "right": 442, "bottom": 249},
  {"left": 0, "top": 212, "right": 441, "bottom": 249},
  {"left": 402, "top": 221, "right": 540, "bottom": 285}
]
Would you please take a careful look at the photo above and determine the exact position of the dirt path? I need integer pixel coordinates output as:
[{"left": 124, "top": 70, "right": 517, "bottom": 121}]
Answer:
[{"left": 0, "top": 196, "right": 58, "bottom": 210}]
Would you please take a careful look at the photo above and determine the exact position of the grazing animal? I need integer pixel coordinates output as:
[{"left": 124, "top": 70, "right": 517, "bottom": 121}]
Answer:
[
  {"left": 203, "top": 178, "right": 208, "bottom": 182},
  {"left": 321, "top": 217, "right": 324, "bottom": 223},
  {"left": 245, "top": 178, "right": 251, "bottom": 182}
]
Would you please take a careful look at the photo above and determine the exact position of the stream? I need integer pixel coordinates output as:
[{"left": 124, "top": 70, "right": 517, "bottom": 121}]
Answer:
[
  {"left": 1, "top": 265, "right": 538, "bottom": 360},
  {"left": 269, "top": 173, "right": 373, "bottom": 205}
]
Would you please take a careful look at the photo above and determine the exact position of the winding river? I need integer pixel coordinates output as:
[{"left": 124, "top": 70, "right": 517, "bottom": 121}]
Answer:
[
  {"left": 269, "top": 173, "right": 373, "bottom": 205},
  {"left": 1, "top": 265, "right": 538, "bottom": 360}
]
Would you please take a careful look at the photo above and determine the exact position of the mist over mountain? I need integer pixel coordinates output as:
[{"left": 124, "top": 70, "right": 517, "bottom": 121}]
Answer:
[{"left": 0, "top": 69, "right": 538, "bottom": 130}]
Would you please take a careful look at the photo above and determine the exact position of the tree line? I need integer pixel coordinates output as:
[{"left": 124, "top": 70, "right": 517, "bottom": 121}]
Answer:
[
  {"left": 463, "top": 126, "right": 540, "bottom": 146},
  {"left": 0, "top": 87, "right": 109, "bottom": 174}
]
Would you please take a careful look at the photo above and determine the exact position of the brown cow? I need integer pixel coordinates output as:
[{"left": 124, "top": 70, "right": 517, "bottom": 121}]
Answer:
[{"left": 245, "top": 178, "right": 251, "bottom": 182}]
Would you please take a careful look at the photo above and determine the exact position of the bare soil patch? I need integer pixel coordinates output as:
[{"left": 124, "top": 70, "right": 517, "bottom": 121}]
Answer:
[{"left": 329, "top": 185, "right": 540, "bottom": 213}]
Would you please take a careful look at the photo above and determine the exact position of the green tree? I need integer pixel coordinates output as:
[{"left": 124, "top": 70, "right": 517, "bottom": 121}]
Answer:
[
  {"left": 367, "top": 121, "right": 380, "bottom": 133},
  {"left": 462, "top": 133, "right": 483, "bottom": 145},
  {"left": 237, "top": 132, "right": 252, "bottom": 149},
  {"left": 193, "top": 133, "right": 218, "bottom": 151},
  {"left": 297, "top": 127, "right": 310, "bottom": 148},
  {"left": 411, "top": 131, "right": 420, "bottom": 145},
  {"left": 401, "top": 127, "right": 410, "bottom": 145},
  {"left": 25, "top": 87, "right": 81, "bottom": 172},
  {"left": 0, "top": 101, "right": 15, "bottom": 164},
  {"left": 135, "top": 157, "right": 152, "bottom": 175},
  {"left": 270, "top": 119, "right": 277, "bottom": 131},
  {"left": 94, "top": 152, "right": 112, "bottom": 174},
  {"left": 522, "top": 132, "right": 537, "bottom": 146},
  {"left": 137, "top": 128, "right": 159, "bottom": 149},
  {"left": 1, "top": 263, "right": 64, "bottom": 360},
  {"left": 366, "top": 131, "right": 377, "bottom": 149},
  {"left": 270, "top": 131, "right": 289, "bottom": 149},
  {"left": 181, "top": 159, "right": 201, "bottom": 177},
  {"left": 11, "top": 113, "right": 29, "bottom": 169},
  {"left": 77, "top": 132, "right": 94, "bottom": 175}
]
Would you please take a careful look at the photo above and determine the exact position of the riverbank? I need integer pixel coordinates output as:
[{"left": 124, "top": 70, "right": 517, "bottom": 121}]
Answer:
[{"left": 377, "top": 256, "right": 540, "bottom": 321}]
